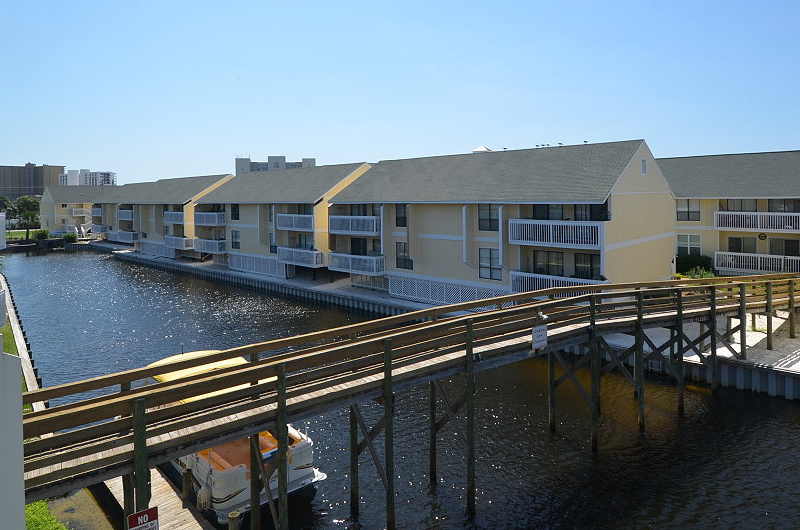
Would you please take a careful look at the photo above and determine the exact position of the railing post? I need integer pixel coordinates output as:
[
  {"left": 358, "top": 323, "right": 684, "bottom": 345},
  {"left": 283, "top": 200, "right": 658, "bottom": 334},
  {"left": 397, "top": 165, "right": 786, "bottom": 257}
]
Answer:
[
  {"left": 383, "top": 339, "right": 396, "bottom": 530},
  {"left": 132, "top": 397, "right": 150, "bottom": 512},
  {"left": 790, "top": 280, "right": 797, "bottom": 339},
  {"left": 635, "top": 291, "right": 645, "bottom": 432},
  {"left": 739, "top": 283, "right": 747, "bottom": 360},
  {"left": 766, "top": 282, "right": 773, "bottom": 350},
  {"left": 120, "top": 381, "right": 135, "bottom": 518},
  {"left": 589, "top": 297, "right": 600, "bottom": 453},
  {"left": 349, "top": 405, "right": 360, "bottom": 520},
  {"left": 277, "top": 364, "right": 289, "bottom": 530},
  {"left": 675, "top": 290, "right": 685, "bottom": 418},
  {"left": 465, "top": 320, "right": 476, "bottom": 522},
  {"left": 709, "top": 286, "right": 719, "bottom": 392},
  {"left": 250, "top": 353, "right": 262, "bottom": 530}
]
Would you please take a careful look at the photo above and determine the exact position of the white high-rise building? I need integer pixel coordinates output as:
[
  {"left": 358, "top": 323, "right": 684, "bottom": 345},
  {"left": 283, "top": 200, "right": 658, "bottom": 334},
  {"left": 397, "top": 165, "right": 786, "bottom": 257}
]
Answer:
[
  {"left": 235, "top": 156, "right": 316, "bottom": 176},
  {"left": 58, "top": 169, "right": 117, "bottom": 187}
]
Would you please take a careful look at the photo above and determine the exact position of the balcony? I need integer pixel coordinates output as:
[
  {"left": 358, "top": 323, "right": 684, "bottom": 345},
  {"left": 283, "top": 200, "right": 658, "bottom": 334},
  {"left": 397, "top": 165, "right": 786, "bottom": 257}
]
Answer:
[
  {"left": 193, "top": 239, "right": 227, "bottom": 254},
  {"left": 163, "top": 211, "right": 185, "bottom": 224},
  {"left": 164, "top": 235, "right": 195, "bottom": 250},
  {"left": 328, "top": 252, "right": 385, "bottom": 276},
  {"left": 715, "top": 251, "right": 800, "bottom": 275},
  {"left": 117, "top": 209, "right": 134, "bottom": 221},
  {"left": 510, "top": 270, "right": 608, "bottom": 293},
  {"left": 276, "top": 214, "right": 314, "bottom": 232},
  {"left": 194, "top": 212, "right": 226, "bottom": 226},
  {"left": 277, "top": 246, "right": 325, "bottom": 268},
  {"left": 329, "top": 215, "right": 381, "bottom": 236},
  {"left": 714, "top": 211, "right": 800, "bottom": 232},
  {"left": 91, "top": 208, "right": 102, "bottom": 217},
  {"left": 71, "top": 208, "right": 91, "bottom": 217},
  {"left": 90, "top": 224, "right": 106, "bottom": 233},
  {"left": 107, "top": 231, "right": 139, "bottom": 244},
  {"left": 509, "top": 219, "right": 603, "bottom": 249}
]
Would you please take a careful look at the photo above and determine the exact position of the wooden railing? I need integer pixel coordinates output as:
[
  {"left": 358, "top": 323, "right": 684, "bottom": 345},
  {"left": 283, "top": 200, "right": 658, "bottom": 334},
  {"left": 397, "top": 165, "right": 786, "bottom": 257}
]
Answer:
[{"left": 22, "top": 273, "right": 800, "bottom": 502}]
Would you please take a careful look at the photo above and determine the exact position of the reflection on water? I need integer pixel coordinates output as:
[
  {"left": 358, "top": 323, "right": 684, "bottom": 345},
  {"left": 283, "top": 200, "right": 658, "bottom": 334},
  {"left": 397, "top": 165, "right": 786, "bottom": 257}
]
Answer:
[{"left": 7, "top": 252, "right": 800, "bottom": 529}]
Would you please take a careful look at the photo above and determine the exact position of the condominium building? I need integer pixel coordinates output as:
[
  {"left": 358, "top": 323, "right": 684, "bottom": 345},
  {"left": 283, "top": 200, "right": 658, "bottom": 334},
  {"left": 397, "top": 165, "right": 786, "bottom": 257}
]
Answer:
[
  {"left": 40, "top": 186, "right": 116, "bottom": 235},
  {"left": 0, "top": 163, "right": 64, "bottom": 198},
  {"left": 59, "top": 169, "right": 117, "bottom": 187},
  {"left": 659, "top": 150, "right": 800, "bottom": 275},
  {"left": 234, "top": 156, "right": 316, "bottom": 176}
]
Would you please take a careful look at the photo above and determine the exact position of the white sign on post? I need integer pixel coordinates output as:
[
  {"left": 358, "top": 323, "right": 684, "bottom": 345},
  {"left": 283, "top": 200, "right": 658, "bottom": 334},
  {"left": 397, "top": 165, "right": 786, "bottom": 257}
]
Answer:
[
  {"left": 532, "top": 324, "right": 548, "bottom": 350},
  {"left": 128, "top": 507, "right": 158, "bottom": 530}
]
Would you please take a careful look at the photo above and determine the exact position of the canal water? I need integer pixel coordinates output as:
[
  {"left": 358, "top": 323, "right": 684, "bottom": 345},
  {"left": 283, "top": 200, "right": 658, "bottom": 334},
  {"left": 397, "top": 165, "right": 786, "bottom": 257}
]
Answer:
[{"left": 6, "top": 251, "right": 800, "bottom": 529}]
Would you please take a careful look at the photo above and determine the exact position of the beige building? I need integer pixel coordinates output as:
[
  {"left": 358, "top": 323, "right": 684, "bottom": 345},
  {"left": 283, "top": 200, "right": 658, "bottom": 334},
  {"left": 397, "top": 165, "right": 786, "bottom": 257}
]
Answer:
[
  {"left": 659, "top": 150, "right": 800, "bottom": 275},
  {"left": 40, "top": 186, "right": 114, "bottom": 235},
  {"left": 0, "top": 163, "right": 64, "bottom": 198},
  {"left": 329, "top": 140, "right": 676, "bottom": 305}
]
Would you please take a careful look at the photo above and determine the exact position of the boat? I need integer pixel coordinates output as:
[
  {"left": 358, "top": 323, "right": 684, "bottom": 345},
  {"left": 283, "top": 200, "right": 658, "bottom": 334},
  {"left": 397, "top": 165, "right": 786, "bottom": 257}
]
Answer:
[{"left": 147, "top": 350, "right": 327, "bottom": 526}]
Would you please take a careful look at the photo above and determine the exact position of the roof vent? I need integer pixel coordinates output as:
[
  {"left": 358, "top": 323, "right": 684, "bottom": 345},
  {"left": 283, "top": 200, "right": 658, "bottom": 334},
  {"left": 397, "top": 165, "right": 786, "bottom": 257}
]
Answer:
[{"left": 471, "top": 146, "right": 492, "bottom": 153}]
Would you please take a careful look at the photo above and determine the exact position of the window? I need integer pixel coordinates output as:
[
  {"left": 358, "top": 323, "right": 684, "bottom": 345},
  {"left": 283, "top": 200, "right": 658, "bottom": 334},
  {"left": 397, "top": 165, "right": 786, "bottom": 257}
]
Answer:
[
  {"left": 350, "top": 204, "right": 367, "bottom": 216},
  {"left": 479, "top": 247, "right": 502, "bottom": 280},
  {"left": 478, "top": 204, "right": 499, "bottom": 231},
  {"left": 574, "top": 203, "right": 609, "bottom": 221},
  {"left": 269, "top": 232, "right": 277, "bottom": 253},
  {"left": 395, "top": 204, "right": 407, "bottom": 227},
  {"left": 268, "top": 204, "right": 274, "bottom": 222},
  {"left": 677, "top": 234, "right": 701, "bottom": 256},
  {"left": 641, "top": 159, "right": 647, "bottom": 174},
  {"left": 230, "top": 204, "right": 240, "bottom": 221},
  {"left": 164, "top": 225, "right": 170, "bottom": 236},
  {"left": 351, "top": 237, "right": 367, "bottom": 256},
  {"left": 298, "top": 203, "right": 313, "bottom": 215},
  {"left": 728, "top": 236, "right": 756, "bottom": 254},
  {"left": 770, "top": 238, "right": 800, "bottom": 257},
  {"left": 396, "top": 242, "right": 413, "bottom": 269},
  {"left": 769, "top": 199, "right": 800, "bottom": 213},
  {"left": 231, "top": 230, "right": 240, "bottom": 249},
  {"left": 533, "top": 250, "right": 564, "bottom": 276},
  {"left": 61, "top": 203, "right": 67, "bottom": 208},
  {"left": 676, "top": 199, "right": 700, "bottom": 221},
  {"left": 727, "top": 199, "right": 757, "bottom": 212},
  {"left": 533, "top": 204, "right": 563, "bottom": 220},
  {"left": 574, "top": 253, "right": 602, "bottom": 279}
]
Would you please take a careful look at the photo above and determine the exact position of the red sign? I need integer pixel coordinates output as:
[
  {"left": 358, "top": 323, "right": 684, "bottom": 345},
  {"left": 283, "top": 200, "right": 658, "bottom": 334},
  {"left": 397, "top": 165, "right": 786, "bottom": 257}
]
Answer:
[{"left": 127, "top": 507, "right": 158, "bottom": 530}]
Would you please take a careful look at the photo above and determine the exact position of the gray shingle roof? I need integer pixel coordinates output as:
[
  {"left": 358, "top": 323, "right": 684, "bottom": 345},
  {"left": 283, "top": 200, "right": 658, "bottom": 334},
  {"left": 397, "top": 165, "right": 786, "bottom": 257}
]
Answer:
[
  {"left": 44, "top": 186, "right": 116, "bottom": 203},
  {"left": 102, "top": 175, "right": 233, "bottom": 204},
  {"left": 197, "top": 163, "right": 368, "bottom": 204},
  {"left": 658, "top": 150, "right": 800, "bottom": 199},
  {"left": 331, "top": 140, "right": 644, "bottom": 204}
]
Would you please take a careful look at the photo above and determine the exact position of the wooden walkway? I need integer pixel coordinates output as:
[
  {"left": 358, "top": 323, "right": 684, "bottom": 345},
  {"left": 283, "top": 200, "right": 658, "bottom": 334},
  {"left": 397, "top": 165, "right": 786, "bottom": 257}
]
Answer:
[{"left": 105, "top": 468, "right": 215, "bottom": 530}]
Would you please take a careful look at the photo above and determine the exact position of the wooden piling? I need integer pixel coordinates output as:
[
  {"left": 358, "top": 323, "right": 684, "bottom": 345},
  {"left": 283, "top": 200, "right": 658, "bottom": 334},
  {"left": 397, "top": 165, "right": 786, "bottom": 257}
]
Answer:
[
  {"left": 790, "top": 279, "right": 797, "bottom": 339},
  {"left": 709, "top": 286, "right": 719, "bottom": 391},
  {"left": 277, "top": 364, "right": 289, "bottom": 530},
  {"left": 589, "top": 297, "right": 600, "bottom": 453},
  {"left": 249, "top": 433, "right": 260, "bottom": 530},
  {"left": 349, "top": 406, "right": 359, "bottom": 519},
  {"left": 132, "top": 397, "right": 150, "bottom": 511},
  {"left": 428, "top": 381, "right": 437, "bottom": 488},
  {"left": 465, "top": 320, "right": 476, "bottom": 521},
  {"left": 739, "top": 283, "right": 747, "bottom": 360},
  {"left": 766, "top": 282, "right": 773, "bottom": 351},
  {"left": 675, "top": 290, "right": 685, "bottom": 417},
  {"left": 548, "top": 349, "right": 556, "bottom": 432},
  {"left": 635, "top": 291, "right": 645, "bottom": 432},
  {"left": 383, "top": 339, "right": 396, "bottom": 530}
]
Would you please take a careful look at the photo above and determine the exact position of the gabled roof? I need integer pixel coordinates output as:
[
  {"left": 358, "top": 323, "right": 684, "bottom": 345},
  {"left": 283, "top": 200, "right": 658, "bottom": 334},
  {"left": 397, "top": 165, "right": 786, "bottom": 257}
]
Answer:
[
  {"left": 330, "top": 140, "right": 645, "bottom": 204},
  {"left": 95, "top": 175, "right": 233, "bottom": 204},
  {"left": 658, "top": 150, "right": 800, "bottom": 199},
  {"left": 43, "top": 186, "right": 116, "bottom": 203},
  {"left": 197, "top": 163, "right": 368, "bottom": 204}
]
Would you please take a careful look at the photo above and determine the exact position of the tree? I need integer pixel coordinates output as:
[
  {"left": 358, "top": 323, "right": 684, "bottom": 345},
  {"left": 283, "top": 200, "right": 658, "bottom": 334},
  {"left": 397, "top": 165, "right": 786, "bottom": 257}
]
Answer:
[{"left": 15, "top": 196, "right": 41, "bottom": 239}]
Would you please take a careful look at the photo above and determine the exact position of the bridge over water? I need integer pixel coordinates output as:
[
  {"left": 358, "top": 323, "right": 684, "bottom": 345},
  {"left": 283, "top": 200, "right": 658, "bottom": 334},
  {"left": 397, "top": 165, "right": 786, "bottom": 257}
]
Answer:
[{"left": 22, "top": 274, "right": 800, "bottom": 528}]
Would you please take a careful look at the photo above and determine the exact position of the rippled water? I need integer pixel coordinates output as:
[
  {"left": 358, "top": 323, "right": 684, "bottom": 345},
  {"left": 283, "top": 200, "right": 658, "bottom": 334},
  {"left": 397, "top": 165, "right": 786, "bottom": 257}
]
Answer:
[{"left": 7, "top": 251, "right": 800, "bottom": 529}]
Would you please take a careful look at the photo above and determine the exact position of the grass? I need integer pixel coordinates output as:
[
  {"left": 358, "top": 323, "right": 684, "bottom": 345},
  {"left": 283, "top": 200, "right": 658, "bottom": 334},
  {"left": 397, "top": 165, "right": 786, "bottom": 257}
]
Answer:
[
  {"left": 25, "top": 501, "right": 68, "bottom": 530},
  {"left": 3, "top": 320, "right": 18, "bottom": 355},
  {"left": 6, "top": 229, "right": 29, "bottom": 240}
]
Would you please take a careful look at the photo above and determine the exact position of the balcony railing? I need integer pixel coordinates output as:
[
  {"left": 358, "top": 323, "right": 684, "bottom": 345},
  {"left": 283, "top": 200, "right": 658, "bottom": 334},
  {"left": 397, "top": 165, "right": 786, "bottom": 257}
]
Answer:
[
  {"left": 117, "top": 209, "right": 134, "bottom": 221},
  {"left": 277, "top": 246, "right": 325, "bottom": 268},
  {"left": 193, "top": 239, "right": 227, "bottom": 254},
  {"left": 194, "top": 212, "right": 226, "bottom": 226},
  {"left": 107, "top": 231, "right": 139, "bottom": 244},
  {"left": 715, "top": 251, "right": 800, "bottom": 275},
  {"left": 329, "top": 215, "right": 381, "bottom": 236},
  {"left": 714, "top": 211, "right": 800, "bottom": 232},
  {"left": 276, "top": 214, "right": 314, "bottom": 232},
  {"left": 510, "top": 270, "right": 608, "bottom": 293},
  {"left": 164, "top": 235, "right": 195, "bottom": 250},
  {"left": 91, "top": 208, "right": 102, "bottom": 217},
  {"left": 509, "top": 219, "right": 603, "bottom": 249},
  {"left": 71, "top": 208, "right": 92, "bottom": 217},
  {"left": 328, "top": 252, "right": 385, "bottom": 276},
  {"left": 163, "top": 211, "right": 185, "bottom": 224},
  {"left": 90, "top": 224, "right": 106, "bottom": 233}
]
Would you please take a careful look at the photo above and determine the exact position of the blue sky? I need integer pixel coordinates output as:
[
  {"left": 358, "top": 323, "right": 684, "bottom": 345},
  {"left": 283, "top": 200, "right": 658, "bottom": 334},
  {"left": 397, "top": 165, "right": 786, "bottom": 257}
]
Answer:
[{"left": 2, "top": 1, "right": 799, "bottom": 184}]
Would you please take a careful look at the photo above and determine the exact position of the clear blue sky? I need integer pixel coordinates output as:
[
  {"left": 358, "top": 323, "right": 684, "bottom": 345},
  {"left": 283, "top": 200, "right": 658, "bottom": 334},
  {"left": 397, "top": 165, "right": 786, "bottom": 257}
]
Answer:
[{"left": 2, "top": 1, "right": 799, "bottom": 184}]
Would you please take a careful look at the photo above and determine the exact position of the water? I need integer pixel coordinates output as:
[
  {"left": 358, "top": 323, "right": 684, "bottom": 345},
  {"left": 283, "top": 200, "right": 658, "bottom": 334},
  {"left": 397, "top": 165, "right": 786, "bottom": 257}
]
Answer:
[{"left": 7, "top": 251, "right": 800, "bottom": 529}]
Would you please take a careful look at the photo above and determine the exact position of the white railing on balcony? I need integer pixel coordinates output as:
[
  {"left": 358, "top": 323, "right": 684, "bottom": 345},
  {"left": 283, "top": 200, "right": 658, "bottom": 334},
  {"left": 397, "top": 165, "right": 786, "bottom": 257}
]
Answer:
[
  {"left": 328, "top": 252, "right": 385, "bottom": 276},
  {"left": 276, "top": 214, "right": 314, "bottom": 232},
  {"left": 90, "top": 224, "right": 106, "bottom": 233},
  {"left": 714, "top": 211, "right": 800, "bottom": 232},
  {"left": 71, "top": 208, "right": 91, "bottom": 217},
  {"left": 329, "top": 216, "right": 382, "bottom": 236},
  {"left": 91, "top": 208, "right": 102, "bottom": 217},
  {"left": 164, "top": 235, "right": 195, "bottom": 250},
  {"left": 107, "top": 231, "right": 139, "bottom": 244},
  {"left": 117, "top": 209, "right": 134, "bottom": 221},
  {"left": 277, "top": 246, "right": 325, "bottom": 268},
  {"left": 193, "top": 239, "right": 227, "bottom": 254},
  {"left": 194, "top": 212, "right": 226, "bottom": 226},
  {"left": 508, "top": 219, "right": 603, "bottom": 249},
  {"left": 163, "top": 211, "right": 185, "bottom": 224},
  {"left": 510, "top": 270, "right": 608, "bottom": 293},
  {"left": 715, "top": 251, "right": 800, "bottom": 275}
]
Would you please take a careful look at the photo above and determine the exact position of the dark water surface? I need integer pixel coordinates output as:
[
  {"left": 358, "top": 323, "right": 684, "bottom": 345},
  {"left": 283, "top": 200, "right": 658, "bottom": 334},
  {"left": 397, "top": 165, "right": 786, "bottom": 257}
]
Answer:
[{"left": 6, "top": 252, "right": 800, "bottom": 529}]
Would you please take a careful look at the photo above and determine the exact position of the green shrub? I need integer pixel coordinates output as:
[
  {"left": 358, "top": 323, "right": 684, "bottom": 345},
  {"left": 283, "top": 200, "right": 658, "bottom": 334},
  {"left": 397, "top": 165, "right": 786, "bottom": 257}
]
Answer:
[
  {"left": 675, "top": 254, "right": 713, "bottom": 274},
  {"left": 33, "top": 229, "right": 49, "bottom": 241},
  {"left": 684, "top": 266, "right": 715, "bottom": 278},
  {"left": 25, "top": 501, "right": 68, "bottom": 530},
  {"left": 63, "top": 233, "right": 78, "bottom": 243}
]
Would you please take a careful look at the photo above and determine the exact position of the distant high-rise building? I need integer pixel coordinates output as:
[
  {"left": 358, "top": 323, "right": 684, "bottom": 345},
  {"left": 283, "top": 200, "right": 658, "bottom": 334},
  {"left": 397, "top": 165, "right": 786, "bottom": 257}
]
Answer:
[
  {"left": 59, "top": 169, "right": 117, "bottom": 187},
  {"left": 235, "top": 156, "right": 316, "bottom": 176},
  {"left": 0, "top": 163, "right": 65, "bottom": 198}
]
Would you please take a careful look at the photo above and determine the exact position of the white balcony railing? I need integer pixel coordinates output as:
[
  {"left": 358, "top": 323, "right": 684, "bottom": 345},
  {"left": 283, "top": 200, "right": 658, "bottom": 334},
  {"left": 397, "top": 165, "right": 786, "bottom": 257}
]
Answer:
[
  {"left": 510, "top": 270, "right": 608, "bottom": 294},
  {"left": 90, "top": 224, "right": 106, "bottom": 233},
  {"left": 164, "top": 235, "right": 195, "bottom": 250},
  {"left": 509, "top": 219, "right": 603, "bottom": 249},
  {"left": 107, "top": 231, "right": 139, "bottom": 244},
  {"left": 714, "top": 211, "right": 800, "bottom": 232},
  {"left": 117, "top": 209, "right": 134, "bottom": 221},
  {"left": 193, "top": 239, "right": 227, "bottom": 254},
  {"left": 276, "top": 214, "right": 314, "bottom": 232},
  {"left": 163, "top": 211, "right": 185, "bottom": 224},
  {"left": 715, "top": 251, "right": 800, "bottom": 275},
  {"left": 329, "top": 216, "right": 382, "bottom": 236},
  {"left": 328, "top": 252, "right": 385, "bottom": 276},
  {"left": 91, "top": 208, "right": 103, "bottom": 217},
  {"left": 71, "top": 208, "right": 91, "bottom": 217},
  {"left": 194, "top": 212, "right": 226, "bottom": 226},
  {"left": 277, "top": 246, "right": 325, "bottom": 268}
]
